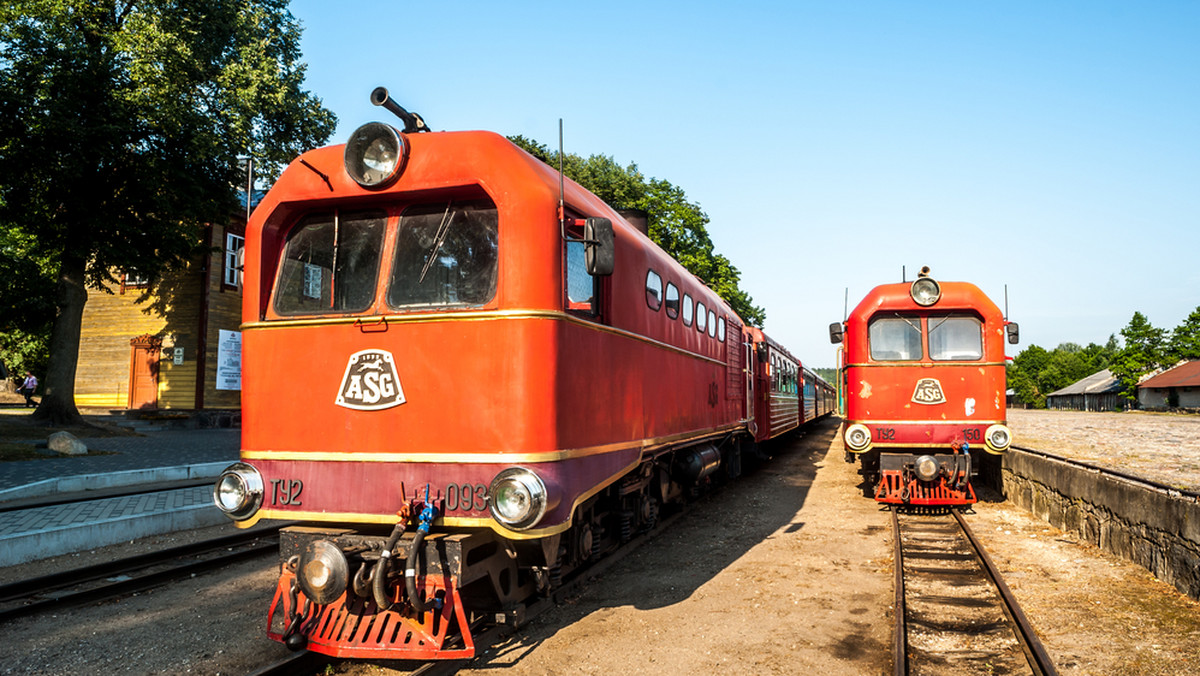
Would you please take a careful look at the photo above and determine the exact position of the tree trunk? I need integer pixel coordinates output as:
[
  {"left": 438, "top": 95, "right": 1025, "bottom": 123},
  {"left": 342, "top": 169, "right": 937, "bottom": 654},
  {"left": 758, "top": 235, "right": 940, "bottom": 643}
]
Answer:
[{"left": 31, "top": 252, "right": 88, "bottom": 426}]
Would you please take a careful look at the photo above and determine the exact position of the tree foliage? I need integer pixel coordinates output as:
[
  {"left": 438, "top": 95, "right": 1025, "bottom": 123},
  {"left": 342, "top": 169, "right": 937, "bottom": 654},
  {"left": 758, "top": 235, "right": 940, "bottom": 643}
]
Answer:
[
  {"left": 1007, "top": 339, "right": 1120, "bottom": 408},
  {"left": 508, "top": 135, "right": 766, "bottom": 326},
  {"left": 1109, "top": 311, "right": 1169, "bottom": 404},
  {"left": 1167, "top": 307, "right": 1200, "bottom": 364},
  {"left": 0, "top": 0, "right": 336, "bottom": 422}
]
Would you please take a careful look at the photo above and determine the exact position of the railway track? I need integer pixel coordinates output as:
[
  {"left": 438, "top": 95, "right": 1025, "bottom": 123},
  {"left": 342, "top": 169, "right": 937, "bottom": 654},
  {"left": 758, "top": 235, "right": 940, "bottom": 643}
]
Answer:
[
  {"left": 891, "top": 508, "right": 1058, "bottom": 676},
  {"left": 0, "top": 526, "right": 282, "bottom": 623}
]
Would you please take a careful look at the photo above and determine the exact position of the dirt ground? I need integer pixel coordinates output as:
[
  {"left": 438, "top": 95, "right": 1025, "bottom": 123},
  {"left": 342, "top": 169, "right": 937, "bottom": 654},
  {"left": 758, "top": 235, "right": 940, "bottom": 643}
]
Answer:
[
  {"left": 342, "top": 412, "right": 1200, "bottom": 676},
  {"left": 5, "top": 411, "right": 1200, "bottom": 674}
]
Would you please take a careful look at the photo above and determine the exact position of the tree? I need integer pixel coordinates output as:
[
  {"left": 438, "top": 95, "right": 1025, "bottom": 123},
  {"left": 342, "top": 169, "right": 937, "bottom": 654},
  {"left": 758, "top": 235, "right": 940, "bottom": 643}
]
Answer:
[
  {"left": 1110, "top": 311, "right": 1168, "bottom": 405},
  {"left": 0, "top": 0, "right": 336, "bottom": 424},
  {"left": 1168, "top": 307, "right": 1200, "bottom": 363},
  {"left": 1007, "top": 344, "right": 1050, "bottom": 407},
  {"left": 508, "top": 135, "right": 766, "bottom": 326}
]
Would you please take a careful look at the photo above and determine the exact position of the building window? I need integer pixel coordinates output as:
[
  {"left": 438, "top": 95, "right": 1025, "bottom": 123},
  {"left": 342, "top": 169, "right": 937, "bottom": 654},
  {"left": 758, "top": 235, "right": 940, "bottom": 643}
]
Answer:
[
  {"left": 224, "top": 232, "right": 245, "bottom": 288},
  {"left": 120, "top": 271, "right": 149, "bottom": 294}
]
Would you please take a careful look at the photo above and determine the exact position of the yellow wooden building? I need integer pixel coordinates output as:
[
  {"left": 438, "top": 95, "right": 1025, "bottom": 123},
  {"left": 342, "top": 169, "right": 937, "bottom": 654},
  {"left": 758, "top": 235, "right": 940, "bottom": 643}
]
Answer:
[{"left": 75, "top": 222, "right": 244, "bottom": 411}]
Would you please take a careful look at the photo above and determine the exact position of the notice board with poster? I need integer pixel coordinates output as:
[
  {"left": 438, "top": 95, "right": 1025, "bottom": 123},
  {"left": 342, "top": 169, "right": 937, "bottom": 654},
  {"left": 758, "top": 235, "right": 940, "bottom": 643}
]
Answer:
[{"left": 216, "top": 330, "right": 242, "bottom": 391}]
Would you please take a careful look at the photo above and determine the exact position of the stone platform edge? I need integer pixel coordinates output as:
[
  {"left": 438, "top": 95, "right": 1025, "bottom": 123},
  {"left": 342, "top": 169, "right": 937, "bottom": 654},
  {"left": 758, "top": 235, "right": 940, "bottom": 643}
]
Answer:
[
  {"left": 0, "top": 461, "right": 230, "bottom": 503},
  {"left": 1003, "top": 449, "right": 1200, "bottom": 600}
]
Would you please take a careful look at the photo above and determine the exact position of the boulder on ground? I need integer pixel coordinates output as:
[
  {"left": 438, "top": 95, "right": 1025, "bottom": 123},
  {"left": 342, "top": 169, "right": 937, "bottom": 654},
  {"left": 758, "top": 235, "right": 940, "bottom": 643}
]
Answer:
[{"left": 48, "top": 431, "right": 88, "bottom": 456}]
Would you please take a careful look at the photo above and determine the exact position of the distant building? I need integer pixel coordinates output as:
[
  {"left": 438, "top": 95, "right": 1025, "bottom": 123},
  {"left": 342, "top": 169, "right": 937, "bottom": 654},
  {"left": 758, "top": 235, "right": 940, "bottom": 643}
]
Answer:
[
  {"left": 74, "top": 220, "right": 244, "bottom": 411},
  {"left": 1045, "top": 369, "right": 1125, "bottom": 412},
  {"left": 1138, "top": 361, "right": 1200, "bottom": 410}
]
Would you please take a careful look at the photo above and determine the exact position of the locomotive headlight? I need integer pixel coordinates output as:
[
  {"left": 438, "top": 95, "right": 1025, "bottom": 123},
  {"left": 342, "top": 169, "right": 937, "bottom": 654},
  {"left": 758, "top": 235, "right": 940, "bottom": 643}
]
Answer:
[
  {"left": 985, "top": 424, "right": 1012, "bottom": 453},
  {"left": 914, "top": 455, "right": 940, "bottom": 482},
  {"left": 489, "top": 468, "right": 556, "bottom": 531},
  {"left": 212, "top": 463, "right": 263, "bottom": 521},
  {"left": 910, "top": 277, "right": 941, "bottom": 306},
  {"left": 344, "top": 122, "right": 408, "bottom": 189},
  {"left": 844, "top": 423, "right": 872, "bottom": 452},
  {"left": 297, "top": 540, "right": 349, "bottom": 605}
]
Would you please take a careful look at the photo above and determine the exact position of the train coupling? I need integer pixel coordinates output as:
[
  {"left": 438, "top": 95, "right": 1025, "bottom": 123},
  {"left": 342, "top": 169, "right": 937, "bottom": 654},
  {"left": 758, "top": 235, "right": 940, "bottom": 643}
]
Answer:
[{"left": 268, "top": 527, "right": 532, "bottom": 659}]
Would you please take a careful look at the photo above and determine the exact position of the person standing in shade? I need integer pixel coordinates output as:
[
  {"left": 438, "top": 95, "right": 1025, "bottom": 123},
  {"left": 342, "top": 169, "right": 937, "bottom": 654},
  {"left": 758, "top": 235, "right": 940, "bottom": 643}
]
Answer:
[{"left": 19, "top": 371, "right": 37, "bottom": 407}]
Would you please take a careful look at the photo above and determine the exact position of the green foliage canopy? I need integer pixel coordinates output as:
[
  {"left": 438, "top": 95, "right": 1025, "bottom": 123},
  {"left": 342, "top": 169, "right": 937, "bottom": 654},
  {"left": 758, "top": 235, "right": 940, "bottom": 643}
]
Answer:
[
  {"left": 1109, "top": 311, "right": 1168, "bottom": 404},
  {"left": 508, "top": 135, "right": 766, "bottom": 327},
  {"left": 0, "top": 0, "right": 336, "bottom": 421},
  {"left": 1007, "top": 339, "right": 1120, "bottom": 408}
]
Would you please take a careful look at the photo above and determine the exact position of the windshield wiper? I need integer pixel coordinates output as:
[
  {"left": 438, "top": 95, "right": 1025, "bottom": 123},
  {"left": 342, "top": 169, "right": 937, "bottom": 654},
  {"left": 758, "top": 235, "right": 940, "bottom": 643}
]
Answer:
[{"left": 418, "top": 202, "right": 455, "bottom": 284}]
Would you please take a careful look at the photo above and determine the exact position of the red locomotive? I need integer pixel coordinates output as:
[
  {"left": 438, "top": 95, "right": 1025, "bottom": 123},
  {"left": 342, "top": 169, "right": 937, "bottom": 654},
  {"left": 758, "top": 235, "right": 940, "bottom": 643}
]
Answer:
[
  {"left": 830, "top": 267, "right": 1017, "bottom": 506},
  {"left": 212, "top": 88, "right": 832, "bottom": 660}
]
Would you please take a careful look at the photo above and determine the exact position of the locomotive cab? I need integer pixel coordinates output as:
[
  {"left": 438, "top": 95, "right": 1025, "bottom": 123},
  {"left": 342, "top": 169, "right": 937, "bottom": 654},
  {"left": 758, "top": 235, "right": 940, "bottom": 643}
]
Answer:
[{"left": 835, "top": 268, "right": 1014, "bottom": 506}]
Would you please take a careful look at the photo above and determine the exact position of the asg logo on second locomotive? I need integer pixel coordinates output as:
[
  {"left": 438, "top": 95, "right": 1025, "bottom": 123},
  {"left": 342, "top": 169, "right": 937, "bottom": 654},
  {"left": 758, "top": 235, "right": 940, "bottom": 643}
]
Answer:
[
  {"left": 911, "top": 377, "right": 946, "bottom": 405},
  {"left": 336, "top": 349, "right": 405, "bottom": 410}
]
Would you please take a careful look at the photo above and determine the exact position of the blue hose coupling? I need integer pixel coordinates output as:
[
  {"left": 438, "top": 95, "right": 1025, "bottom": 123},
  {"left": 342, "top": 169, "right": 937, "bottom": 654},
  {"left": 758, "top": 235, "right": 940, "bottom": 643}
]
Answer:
[{"left": 417, "top": 502, "right": 439, "bottom": 535}]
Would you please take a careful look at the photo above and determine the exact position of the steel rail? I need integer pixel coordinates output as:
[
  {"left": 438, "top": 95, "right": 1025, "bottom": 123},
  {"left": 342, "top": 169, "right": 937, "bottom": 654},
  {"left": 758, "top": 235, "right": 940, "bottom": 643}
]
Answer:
[
  {"left": 891, "top": 507, "right": 907, "bottom": 676},
  {"left": 952, "top": 510, "right": 1059, "bottom": 676},
  {"left": 0, "top": 528, "right": 283, "bottom": 622}
]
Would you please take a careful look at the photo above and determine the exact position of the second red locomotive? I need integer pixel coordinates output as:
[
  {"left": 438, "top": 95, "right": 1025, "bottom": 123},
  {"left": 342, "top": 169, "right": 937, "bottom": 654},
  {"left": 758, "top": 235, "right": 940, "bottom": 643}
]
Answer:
[{"left": 830, "top": 267, "right": 1017, "bottom": 506}]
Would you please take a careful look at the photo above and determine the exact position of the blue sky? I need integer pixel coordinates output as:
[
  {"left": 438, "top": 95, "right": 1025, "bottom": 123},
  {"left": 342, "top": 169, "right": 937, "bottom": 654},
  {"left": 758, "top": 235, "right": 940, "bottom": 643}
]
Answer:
[{"left": 289, "top": 1, "right": 1199, "bottom": 368}]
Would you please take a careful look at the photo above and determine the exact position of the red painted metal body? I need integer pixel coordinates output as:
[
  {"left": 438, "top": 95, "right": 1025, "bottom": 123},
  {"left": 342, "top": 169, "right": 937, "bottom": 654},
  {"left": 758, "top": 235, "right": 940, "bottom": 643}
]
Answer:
[
  {"left": 840, "top": 278, "right": 1010, "bottom": 505},
  {"left": 231, "top": 126, "right": 836, "bottom": 659},
  {"left": 239, "top": 133, "right": 744, "bottom": 532}
]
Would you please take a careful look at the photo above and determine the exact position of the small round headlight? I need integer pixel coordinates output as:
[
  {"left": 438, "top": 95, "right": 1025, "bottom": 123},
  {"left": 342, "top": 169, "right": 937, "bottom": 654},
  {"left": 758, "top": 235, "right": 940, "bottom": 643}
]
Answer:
[
  {"left": 488, "top": 468, "right": 548, "bottom": 530},
  {"left": 914, "top": 455, "right": 940, "bottom": 482},
  {"left": 910, "top": 277, "right": 941, "bottom": 306},
  {"left": 212, "top": 462, "right": 263, "bottom": 521},
  {"left": 985, "top": 424, "right": 1012, "bottom": 453},
  {"left": 344, "top": 122, "right": 408, "bottom": 189},
  {"left": 297, "top": 540, "right": 349, "bottom": 605},
  {"left": 844, "top": 423, "right": 872, "bottom": 452}
]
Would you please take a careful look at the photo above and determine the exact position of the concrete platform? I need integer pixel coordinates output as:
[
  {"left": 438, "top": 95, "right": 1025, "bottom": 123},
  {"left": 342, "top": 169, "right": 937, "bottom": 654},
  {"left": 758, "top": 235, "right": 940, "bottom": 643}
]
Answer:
[{"left": 0, "top": 423, "right": 239, "bottom": 567}]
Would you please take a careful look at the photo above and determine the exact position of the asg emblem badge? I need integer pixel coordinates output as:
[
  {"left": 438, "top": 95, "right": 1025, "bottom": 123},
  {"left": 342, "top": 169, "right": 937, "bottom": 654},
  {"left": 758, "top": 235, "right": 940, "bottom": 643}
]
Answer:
[
  {"left": 336, "top": 349, "right": 405, "bottom": 411},
  {"left": 911, "top": 378, "right": 946, "bottom": 405}
]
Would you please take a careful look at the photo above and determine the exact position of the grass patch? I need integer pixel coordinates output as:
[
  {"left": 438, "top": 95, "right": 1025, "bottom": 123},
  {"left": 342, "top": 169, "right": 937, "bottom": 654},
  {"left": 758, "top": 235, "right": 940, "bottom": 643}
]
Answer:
[{"left": 0, "top": 442, "right": 45, "bottom": 462}]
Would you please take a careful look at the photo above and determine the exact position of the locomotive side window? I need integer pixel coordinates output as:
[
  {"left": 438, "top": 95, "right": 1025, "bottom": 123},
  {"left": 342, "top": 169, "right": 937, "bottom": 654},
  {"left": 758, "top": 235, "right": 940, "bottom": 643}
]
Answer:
[
  {"left": 717, "top": 317, "right": 726, "bottom": 341},
  {"left": 665, "top": 283, "right": 680, "bottom": 319},
  {"left": 682, "top": 294, "right": 694, "bottom": 326},
  {"left": 707, "top": 309, "right": 717, "bottom": 338},
  {"left": 274, "top": 210, "right": 386, "bottom": 315},
  {"left": 645, "top": 270, "right": 663, "bottom": 311},
  {"left": 388, "top": 200, "right": 498, "bottom": 308},
  {"left": 929, "top": 315, "right": 983, "bottom": 361},
  {"left": 565, "top": 241, "right": 595, "bottom": 311},
  {"left": 868, "top": 316, "right": 922, "bottom": 361},
  {"left": 696, "top": 302, "right": 707, "bottom": 333}
]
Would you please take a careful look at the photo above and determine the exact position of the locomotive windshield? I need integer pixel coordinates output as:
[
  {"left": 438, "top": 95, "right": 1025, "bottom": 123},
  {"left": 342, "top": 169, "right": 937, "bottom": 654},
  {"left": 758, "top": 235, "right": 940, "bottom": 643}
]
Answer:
[
  {"left": 868, "top": 313, "right": 984, "bottom": 361},
  {"left": 387, "top": 199, "right": 498, "bottom": 308},
  {"left": 929, "top": 315, "right": 983, "bottom": 361},
  {"left": 274, "top": 210, "right": 386, "bottom": 315},
  {"left": 868, "top": 316, "right": 922, "bottom": 361}
]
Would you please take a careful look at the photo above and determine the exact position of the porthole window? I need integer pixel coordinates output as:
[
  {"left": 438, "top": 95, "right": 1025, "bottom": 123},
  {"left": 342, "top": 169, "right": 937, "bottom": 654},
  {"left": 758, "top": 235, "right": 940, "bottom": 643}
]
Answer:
[
  {"left": 707, "top": 309, "right": 717, "bottom": 337},
  {"left": 683, "top": 294, "right": 694, "bottom": 326},
  {"left": 665, "top": 283, "right": 680, "bottom": 319},
  {"left": 718, "top": 317, "right": 726, "bottom": 342},
  {"left": 696, "top": 302, "right": 707, "bottom": 333},
  {"left": 645, "top": 270, "right": 663, "bottom": 311}
]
